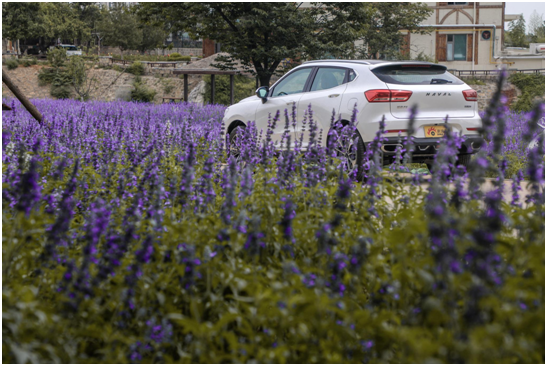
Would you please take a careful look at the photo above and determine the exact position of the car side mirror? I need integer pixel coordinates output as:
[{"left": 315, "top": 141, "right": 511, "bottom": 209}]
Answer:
[{"left": 256, "top": 86, "right": 269, "bottom": 103}]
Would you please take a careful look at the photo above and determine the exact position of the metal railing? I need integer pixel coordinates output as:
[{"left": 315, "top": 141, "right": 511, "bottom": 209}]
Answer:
[
  {"left": 148, "top": 62, "right": 178, "bottom": 68},
  {"left": 109, "top": 58, "right": 131, "bottom": 66},
  {"left": 448, "top": 68, "right": 545, "bottom": 77}
]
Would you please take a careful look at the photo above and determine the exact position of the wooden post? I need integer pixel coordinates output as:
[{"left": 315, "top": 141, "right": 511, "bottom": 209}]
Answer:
[
  {"left": 2, "top": 69, "right": 43, "bottom": 124},
  {"left": 211, "top": 74, "right": 215, "bottom": 105},
  {"left": 183, "top": 73, "right": 188, "bottom": 102},
  {"left": 230, "top": 74, "right": 234, "bottom": 105}
]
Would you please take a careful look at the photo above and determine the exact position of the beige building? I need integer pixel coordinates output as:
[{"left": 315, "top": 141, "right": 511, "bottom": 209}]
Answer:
[{"left": 405, "top": 2, "right": 545, "bottom": 70}]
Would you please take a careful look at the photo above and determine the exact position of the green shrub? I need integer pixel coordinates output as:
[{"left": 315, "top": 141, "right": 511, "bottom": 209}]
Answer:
[
  {"left": 463, "top": 77, "right": 486, "bottom": 86},
  {"left": 38, "top": 68, "right": 72, "bottom": 87},
  {"left": 37, "top": 68, "right": 57, "bottom": 86},
  {"left": 203, "top": 74, "right": 256, "bottom": 105},
  {"left": 131, "top": 76, "right": 156, "bottom": 103},
  {"left": 161, "top": 78, "right": 175, "bottom": 95},
  {"left": 19, "top": 57, "right": 37, "bottom": 67},
  {"left": 47, "top": 47, "right": 67, "bottom": 68},
  {"left": 509, "top": 73, "right": 545, "bottom": 112},
  {"left": 167, "top": 53, "right": 190, "bottom": 62},
  {"left": 127, "top": 61, "right": 145, "bottom": 76},
  {"left": 5, "top": 58, "right": 19, "bottom": 70},
  {"left": 50, "top": 84, "right": 71, "bottom": 99}
]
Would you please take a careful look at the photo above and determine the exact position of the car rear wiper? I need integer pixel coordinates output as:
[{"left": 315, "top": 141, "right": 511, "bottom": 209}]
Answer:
[{"left": 430, "top": 79, "right": 453, "bottom": 84}]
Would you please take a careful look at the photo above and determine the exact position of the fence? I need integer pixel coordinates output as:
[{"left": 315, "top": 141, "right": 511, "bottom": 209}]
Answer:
[{"left": 448, "top": 68, "right": 545, "bottom": 77}]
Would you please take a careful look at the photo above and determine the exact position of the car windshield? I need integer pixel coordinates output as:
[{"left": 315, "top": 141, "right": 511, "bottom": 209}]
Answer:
[
  {"left": 271, "top": 68, "right": 313, "bottom": 97},
  {"left": 372, "top": 65, "right": 464, "bottom": 85},
  {"left": 63, "top": 46, "right": 79, "bottom": 51}
]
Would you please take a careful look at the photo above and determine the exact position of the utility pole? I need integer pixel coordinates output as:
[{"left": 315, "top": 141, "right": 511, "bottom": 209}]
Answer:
[{"left": 92, "top": 32, "right": 104, "bottom": 56}]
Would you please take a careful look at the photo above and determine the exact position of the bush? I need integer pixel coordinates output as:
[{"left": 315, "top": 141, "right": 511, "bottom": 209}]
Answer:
[
  {"left": 131, "top": 76, "right": 156, "bottom": 102},
  {"left": 509, "top": 73, "right": 545, "bottom": 112},
  {"left": 47, "top": 47, "right": 67, "bottom": 68},
  {"left": 38, "top": 68, "right": 72, "bottom": 87},
  {"left": 127, "top": 61, "right": 145, "bottom": 76},
  {"left": 203, "top": 74, "right": 256, "bottom": 105},
  {"left": 161, "top": 78, "right": 175, "bottom": 95},
  {"left": 462, "top": 77, "right": 486, "bottom": 86},
  {"left": 19, "top": 57, "right": 37, "bottom": 67},
  {"left": 5, "top": 58, "right": 19, "bottom": 70},
  {"left": 167, "top": 53, "right": 191, "bottom": 62},
  {"left": 50, "top": 84, "right": 71, "bottom": 99},
  {"left": 116, "top": 55, "right": 172, "bottom": 62}
]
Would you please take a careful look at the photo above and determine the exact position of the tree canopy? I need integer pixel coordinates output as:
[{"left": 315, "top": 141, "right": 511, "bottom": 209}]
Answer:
[
  {"left": 506, "top": 15, "right": 528, "bottom": 47},
  {"left": 2, "top": 2, "right": 42, "bottom": 42},
  {"left": 2, "top": 2, "right": 165, "bottom": 56},
  {"left": 527, "top": 10, "right": 545, "bottom": 44},
  {"left": 354, "top": 2, "right": 432, "bottom": 60},
  {"left": 97, "top": 4, "right": 142, "bottom": 58},
  {"left": 136, "top": 2, "right": 432, "bottom": 86}
]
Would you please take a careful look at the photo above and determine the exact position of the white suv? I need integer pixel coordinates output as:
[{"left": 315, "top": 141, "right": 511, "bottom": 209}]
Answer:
[
  {"left": 57, "top": 44, "right": 83, "bottom": 56},
  {"left": 223, "top": 60, "right": 483, "bottom": 170}
]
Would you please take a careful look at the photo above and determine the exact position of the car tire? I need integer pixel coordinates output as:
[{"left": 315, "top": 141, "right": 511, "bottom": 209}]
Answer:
[
  {"left": 228, "top": 125, "right": 245, "bottom": 160},
  {"left": 355, "top": 135, "right": 366, "bottom": 181},
  {"left": 329, "top": 129, "right": 366, "bottom": 181},
  {"left": 457, "top": 154, "right": 471, "bottom": 169}
]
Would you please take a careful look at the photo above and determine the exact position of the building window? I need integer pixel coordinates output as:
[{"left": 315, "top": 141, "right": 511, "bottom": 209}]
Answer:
[
  {"left": 447, "top": 2, "right": 468, "bottom": 5},
  {"left": 447, "top": 34, "right": 467, "bottom": 61}
]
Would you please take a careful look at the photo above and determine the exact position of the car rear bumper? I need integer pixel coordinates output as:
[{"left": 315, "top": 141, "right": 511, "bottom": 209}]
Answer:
[{"left": 380, "top": 135, "right": 484, "bottom": 158}]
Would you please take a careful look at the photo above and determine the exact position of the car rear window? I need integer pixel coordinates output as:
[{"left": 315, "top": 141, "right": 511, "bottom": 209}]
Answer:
[{"left": 371, "top": 64, "right": 464, "bottom": 85}]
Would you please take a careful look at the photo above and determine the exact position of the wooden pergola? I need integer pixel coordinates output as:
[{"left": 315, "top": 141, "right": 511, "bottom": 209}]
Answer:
[{"left": 172, "top": 69, "right": 239, "bottom": 105}]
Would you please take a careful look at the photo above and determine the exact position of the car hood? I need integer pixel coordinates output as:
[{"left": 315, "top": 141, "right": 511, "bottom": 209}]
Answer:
[{"left": 237, "top": 95, "right": 259, "bottom": 104}]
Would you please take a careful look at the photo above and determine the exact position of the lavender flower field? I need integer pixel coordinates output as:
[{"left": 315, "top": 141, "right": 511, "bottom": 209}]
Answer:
[{"left": 2, "top": 78, "right": 545, "bottom": 363}]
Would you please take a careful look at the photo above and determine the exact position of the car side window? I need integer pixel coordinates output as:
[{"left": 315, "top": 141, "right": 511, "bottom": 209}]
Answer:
[
  {"left": 271, "top": 68, "right": 313, "bottom": 97},
  {"left": 348, "top": 69, "right": 356, "bottom": 82},
  {"left": 310, "top": 67, "right": 346, "bottom": 92}
]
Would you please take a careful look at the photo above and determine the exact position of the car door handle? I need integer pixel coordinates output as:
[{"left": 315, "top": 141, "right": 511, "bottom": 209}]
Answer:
[
  {"left": 328, "top": 94, "right": 340, "bottom": 98},
  {"left": 286, "top": 101, "right": 296, "bottom": 105}
]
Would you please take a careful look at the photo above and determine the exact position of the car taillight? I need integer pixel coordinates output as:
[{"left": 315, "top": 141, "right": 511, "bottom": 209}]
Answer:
[
  {"left": 462, "top": 89, "right": 477, "bottom": 101},
  {"left": 365, "top": 89, "right": 412, "bottom": 103}
]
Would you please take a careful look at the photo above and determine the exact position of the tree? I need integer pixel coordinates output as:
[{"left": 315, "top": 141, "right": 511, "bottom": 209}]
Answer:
[
  {"left": 67, "top": 55, "right": 99, "bottom": 101},
  {"left": 136, "top": 3, "right": 370, "bottom": 86},
  {"left": 506, "top": 15, "right": 528, "bottom": 47},
  {"left": 36, "top": 2, "right": 88, "bottom": 43},
  {"left": 2, "top": 2, "right": 41, "bottom": 53},
  {"left": 353, "top": 2, "right": 433, "bottom": 60},
  {"left": 135, "top": 12, "right": 167, "bottom": 55},
  {"left": 528, "top": 10, "right": 545, "bottom": 43},
  {"left": 97, "top": 3, "right": 141, "bottom": 59},
  {"left": 71, "top": 2, "right": 103, "bottom": 50},
  {"left": 136, "top": 3, "right": 432, "bottom": 86}
]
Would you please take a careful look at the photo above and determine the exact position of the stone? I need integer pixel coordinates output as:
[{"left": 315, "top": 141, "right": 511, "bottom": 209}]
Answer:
[
  {"left": 188, "top": 80, "right": 206, "bottom": 105},
  {"left": 114, "top": 85, "right": 133, "bottom": 102}
]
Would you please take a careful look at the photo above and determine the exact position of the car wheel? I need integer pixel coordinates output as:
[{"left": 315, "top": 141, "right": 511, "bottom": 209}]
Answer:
[
  {"left": 228, "top": 125, "right": 245, "bottom": 161},
  {"left": 457, "top": 154, "right": 471, "bottom": 169},
  {"left": 330, "top": 130, "right": 366, "bottom": 181}
]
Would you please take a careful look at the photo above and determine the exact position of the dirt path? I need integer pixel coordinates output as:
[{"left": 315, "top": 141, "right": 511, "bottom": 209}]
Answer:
[{"left": 379, "top": 174, "right": 541, "bottom": 207}]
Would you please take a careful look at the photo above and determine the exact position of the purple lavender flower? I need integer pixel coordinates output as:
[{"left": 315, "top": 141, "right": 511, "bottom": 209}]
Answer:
[
  {"left": 279, "top": 198, "right": 296, "bottom": 243},
  {"left": 244, "top": 216, "right": 265, "bottom": 256},
  {"left": 302, "top": 273, "right": 317, "bottom": 288},
  {"left": 15, "top": 157, "right": 42, "bottom": 216},
  {"left": 135, "top": 235, "right": 154, "bottom": 264}
]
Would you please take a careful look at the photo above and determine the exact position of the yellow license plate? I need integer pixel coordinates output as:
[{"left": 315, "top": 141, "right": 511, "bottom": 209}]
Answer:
[{"left": 424, "top": 125, "right": 446, "bottom": 138}]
